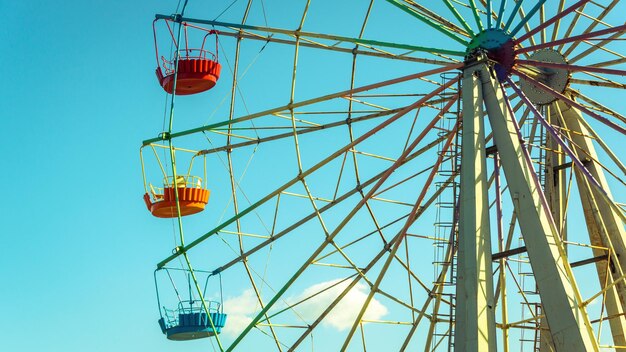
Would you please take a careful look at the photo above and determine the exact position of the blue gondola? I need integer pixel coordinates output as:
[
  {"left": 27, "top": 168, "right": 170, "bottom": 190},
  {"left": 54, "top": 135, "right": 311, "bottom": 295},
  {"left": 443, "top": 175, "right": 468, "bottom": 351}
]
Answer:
[
  {"left": 158, "top": 300, "right": 227, "bottom": 340},
  {"left": 155, "top": 269, "right": 227, "bottom": 341}
]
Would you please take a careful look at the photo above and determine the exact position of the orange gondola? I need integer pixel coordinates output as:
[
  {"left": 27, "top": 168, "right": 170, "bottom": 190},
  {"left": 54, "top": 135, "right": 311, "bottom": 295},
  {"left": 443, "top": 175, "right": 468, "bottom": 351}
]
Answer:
[
  {"left": 143, "top": 176, "right": 210, "bottom": 218},
  {"left": 140, "top": 144, "right": 210, "bottom": 218}
]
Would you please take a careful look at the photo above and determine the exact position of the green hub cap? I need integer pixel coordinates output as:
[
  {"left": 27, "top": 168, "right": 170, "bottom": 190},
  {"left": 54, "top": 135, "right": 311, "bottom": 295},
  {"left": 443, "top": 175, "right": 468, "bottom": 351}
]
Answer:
[{"left": 466, "top": 29, "right": 516, "bottom": 80}]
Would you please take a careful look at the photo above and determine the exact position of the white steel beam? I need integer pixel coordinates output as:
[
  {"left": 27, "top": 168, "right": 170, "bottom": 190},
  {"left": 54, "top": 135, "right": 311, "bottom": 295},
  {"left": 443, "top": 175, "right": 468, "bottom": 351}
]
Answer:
[
  {"left": 555, "top": 100, "right": 626, "bottom": 346},
  {"left": 454, "top": 67, "right": 497, "bottom": 352},
  {"left": 472, "top": 60, "right": 599, "bottom": 351}
]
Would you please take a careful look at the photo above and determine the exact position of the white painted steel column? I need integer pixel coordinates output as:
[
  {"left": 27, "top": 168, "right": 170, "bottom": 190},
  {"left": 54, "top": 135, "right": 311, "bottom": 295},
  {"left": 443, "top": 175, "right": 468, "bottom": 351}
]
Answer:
[
  {"left": 475, "top": 62, "right": 598, "bottom": 351},
  {"left": 556, "top": 100, "right": 626, "bottom": 346},
  {"left": 454, "top": 66, "right": 497, "bottom": 352},
  {"left": 539, "top": 104, "right": 564, "bottom": 352}
]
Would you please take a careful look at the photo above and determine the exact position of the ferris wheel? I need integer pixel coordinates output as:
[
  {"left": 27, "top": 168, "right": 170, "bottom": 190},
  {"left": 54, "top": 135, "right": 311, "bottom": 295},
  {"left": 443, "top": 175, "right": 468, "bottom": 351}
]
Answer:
[{"left": 140, "top": 0, "right": 626, "bottom": 351}]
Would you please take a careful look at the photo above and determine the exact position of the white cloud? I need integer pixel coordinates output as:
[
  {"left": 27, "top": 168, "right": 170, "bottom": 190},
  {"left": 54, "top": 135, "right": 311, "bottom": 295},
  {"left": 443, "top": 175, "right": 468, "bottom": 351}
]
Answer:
[
  {"left": 290, "top": 279, "right": 388, "bottom": 330},
  {"left": 220, "top": 279, "right": 387, "bottom": 337},
  {"left": 221, "top": 289, "right": 259, "bottom": 337}
]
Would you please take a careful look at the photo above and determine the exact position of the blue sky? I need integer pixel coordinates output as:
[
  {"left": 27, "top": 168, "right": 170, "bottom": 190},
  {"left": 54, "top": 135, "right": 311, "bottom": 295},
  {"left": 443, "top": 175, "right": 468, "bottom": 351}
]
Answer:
[
  {"left": 1, "top": 1, "right": 170, "bottom": 351},
  {"left": 1, "top": 1, "right": 625, "bottom": 351}
]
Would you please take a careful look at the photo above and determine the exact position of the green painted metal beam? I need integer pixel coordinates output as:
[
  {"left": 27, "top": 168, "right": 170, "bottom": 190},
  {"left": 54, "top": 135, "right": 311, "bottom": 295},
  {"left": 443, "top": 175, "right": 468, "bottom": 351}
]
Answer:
[
  {"left": 468, "top": 0, "right": 485, "bottom": 32},
  {"left": 155, "top": 14, "right": 466, "bottom": 56},
  {"left": 509, "top": 0, "right": 547, "bottom": 37},
  {"left": 503, "top": 0, "right": 524, "bottom": 32},
  {"left": 383, "top": 0, "right": 469, "bottom": 45},
  {"left": 496, "top": 0, "right": 507, "bottom": 28},
  {"left": 441, "top": 0, "right": 476, "bottom": 37},
  {"left": 486, "top": 0, "right": 493, "bottom": 28}
]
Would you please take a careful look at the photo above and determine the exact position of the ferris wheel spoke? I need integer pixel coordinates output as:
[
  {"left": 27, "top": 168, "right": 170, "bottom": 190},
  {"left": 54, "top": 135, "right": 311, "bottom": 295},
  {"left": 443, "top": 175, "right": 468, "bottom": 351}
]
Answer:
[
  {"left": 551, "top": 0, "right": 567, "bottom": 42},
  {"left": 198, "top": 109, "right": 403, "bottom": 155},
  {"left": 474, "top": 0, "right": 501, "bottom": 28},
  {"left": 589, "top": 56, "right": 626, "bottom": 68},
  {"left": 353, "top": 96, "right": 458, "bottom": 252},
  {"left": 570, "top": 78, "right": 626, "bottom": 90},
  {"left": 567, "top": 90, "right": 626, "bottom": 126},
  {"left": 156, "top": 14, "right": 467, "bottom": 58},
  {"left": 517, "top": 60, "right": 626, "bottom": 77},
  {"left": 402, "top": 1, "right": 473, "bottom": 38},
  {"left": 383, "top": 0, "right": 470, "bottom": 45},
  {"left": 508, "top": 0, "right": 547, "bottom": 37},
  {"left": 467, "top": 0, "right": 484, "bottom": 32},
  {"left": 393, "top": 249, "right": 436, "bottom": 293},
  {"left": 554, "top": 2, "right": 590, "bottom": 53},
  {"left": 517, "top": 22, "right": 626, "bottom": 55},
  {"left": 570, "top": 72, "right": 624, "bottom": 89},
  {"left": 469, "top": 1, "right": 536, "bottom": 57},
  {"left": 502, "top": 0, "right": 524, "bottom": 33},
  {"left": 441, "top": 0, "right": 476, "bottom": 37},
  {"left": 315, "top": 212, "right": 414, "bottom": 270},
  {"left": 259, "top": 275, "right": 359, "bottom": 324},
  {"left": 562, "top": 0, "right": 623, "bottom": 57},
  {"left": 569, "top": 31, "right": 626, "bottom": 64},
  {"left": 515, "top": 0, "right": 591, "bottom": 45},
  {"left": 494, "top": 0, "right": 506, "bottom": 28},
  {"left": 485, "top": 0, "right": 492, "bottom": 28},
  {"left": 217, "top": 30, "right": 452, "bottom": 64},
  {"left": 539, "top": 3, "right": 546, "bottom": 44},
  {"left": 511, "top": 68, "right": 626, "bottom": 135},
  {"left": 401, "top": 290, "right": 443, "bottom": 350}
]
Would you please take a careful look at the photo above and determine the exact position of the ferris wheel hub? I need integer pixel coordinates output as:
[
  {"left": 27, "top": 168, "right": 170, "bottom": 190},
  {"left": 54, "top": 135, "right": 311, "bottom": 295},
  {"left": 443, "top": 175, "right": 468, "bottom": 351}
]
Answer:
[
  {"left": 466, "top": 29, "right": 516, "bottom": 80},
  {"left": 519, "top": 49, "right": 570, "bottom": 105}
]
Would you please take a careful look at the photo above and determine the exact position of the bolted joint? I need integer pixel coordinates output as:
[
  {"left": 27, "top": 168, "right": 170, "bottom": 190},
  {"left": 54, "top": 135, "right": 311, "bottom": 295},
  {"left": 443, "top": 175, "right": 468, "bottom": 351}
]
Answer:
[
  {"left": 159, "top": 131, "right": 171, "bottom": 140},
  {"left": 171, "top": 13, "right": 183, "bottom": 23}
]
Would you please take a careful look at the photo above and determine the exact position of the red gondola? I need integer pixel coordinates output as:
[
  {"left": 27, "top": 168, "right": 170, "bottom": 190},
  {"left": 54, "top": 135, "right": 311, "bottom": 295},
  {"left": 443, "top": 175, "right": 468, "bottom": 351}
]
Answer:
[{"left": 153, "top": 19, "right": 221, "bottom": 95}]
